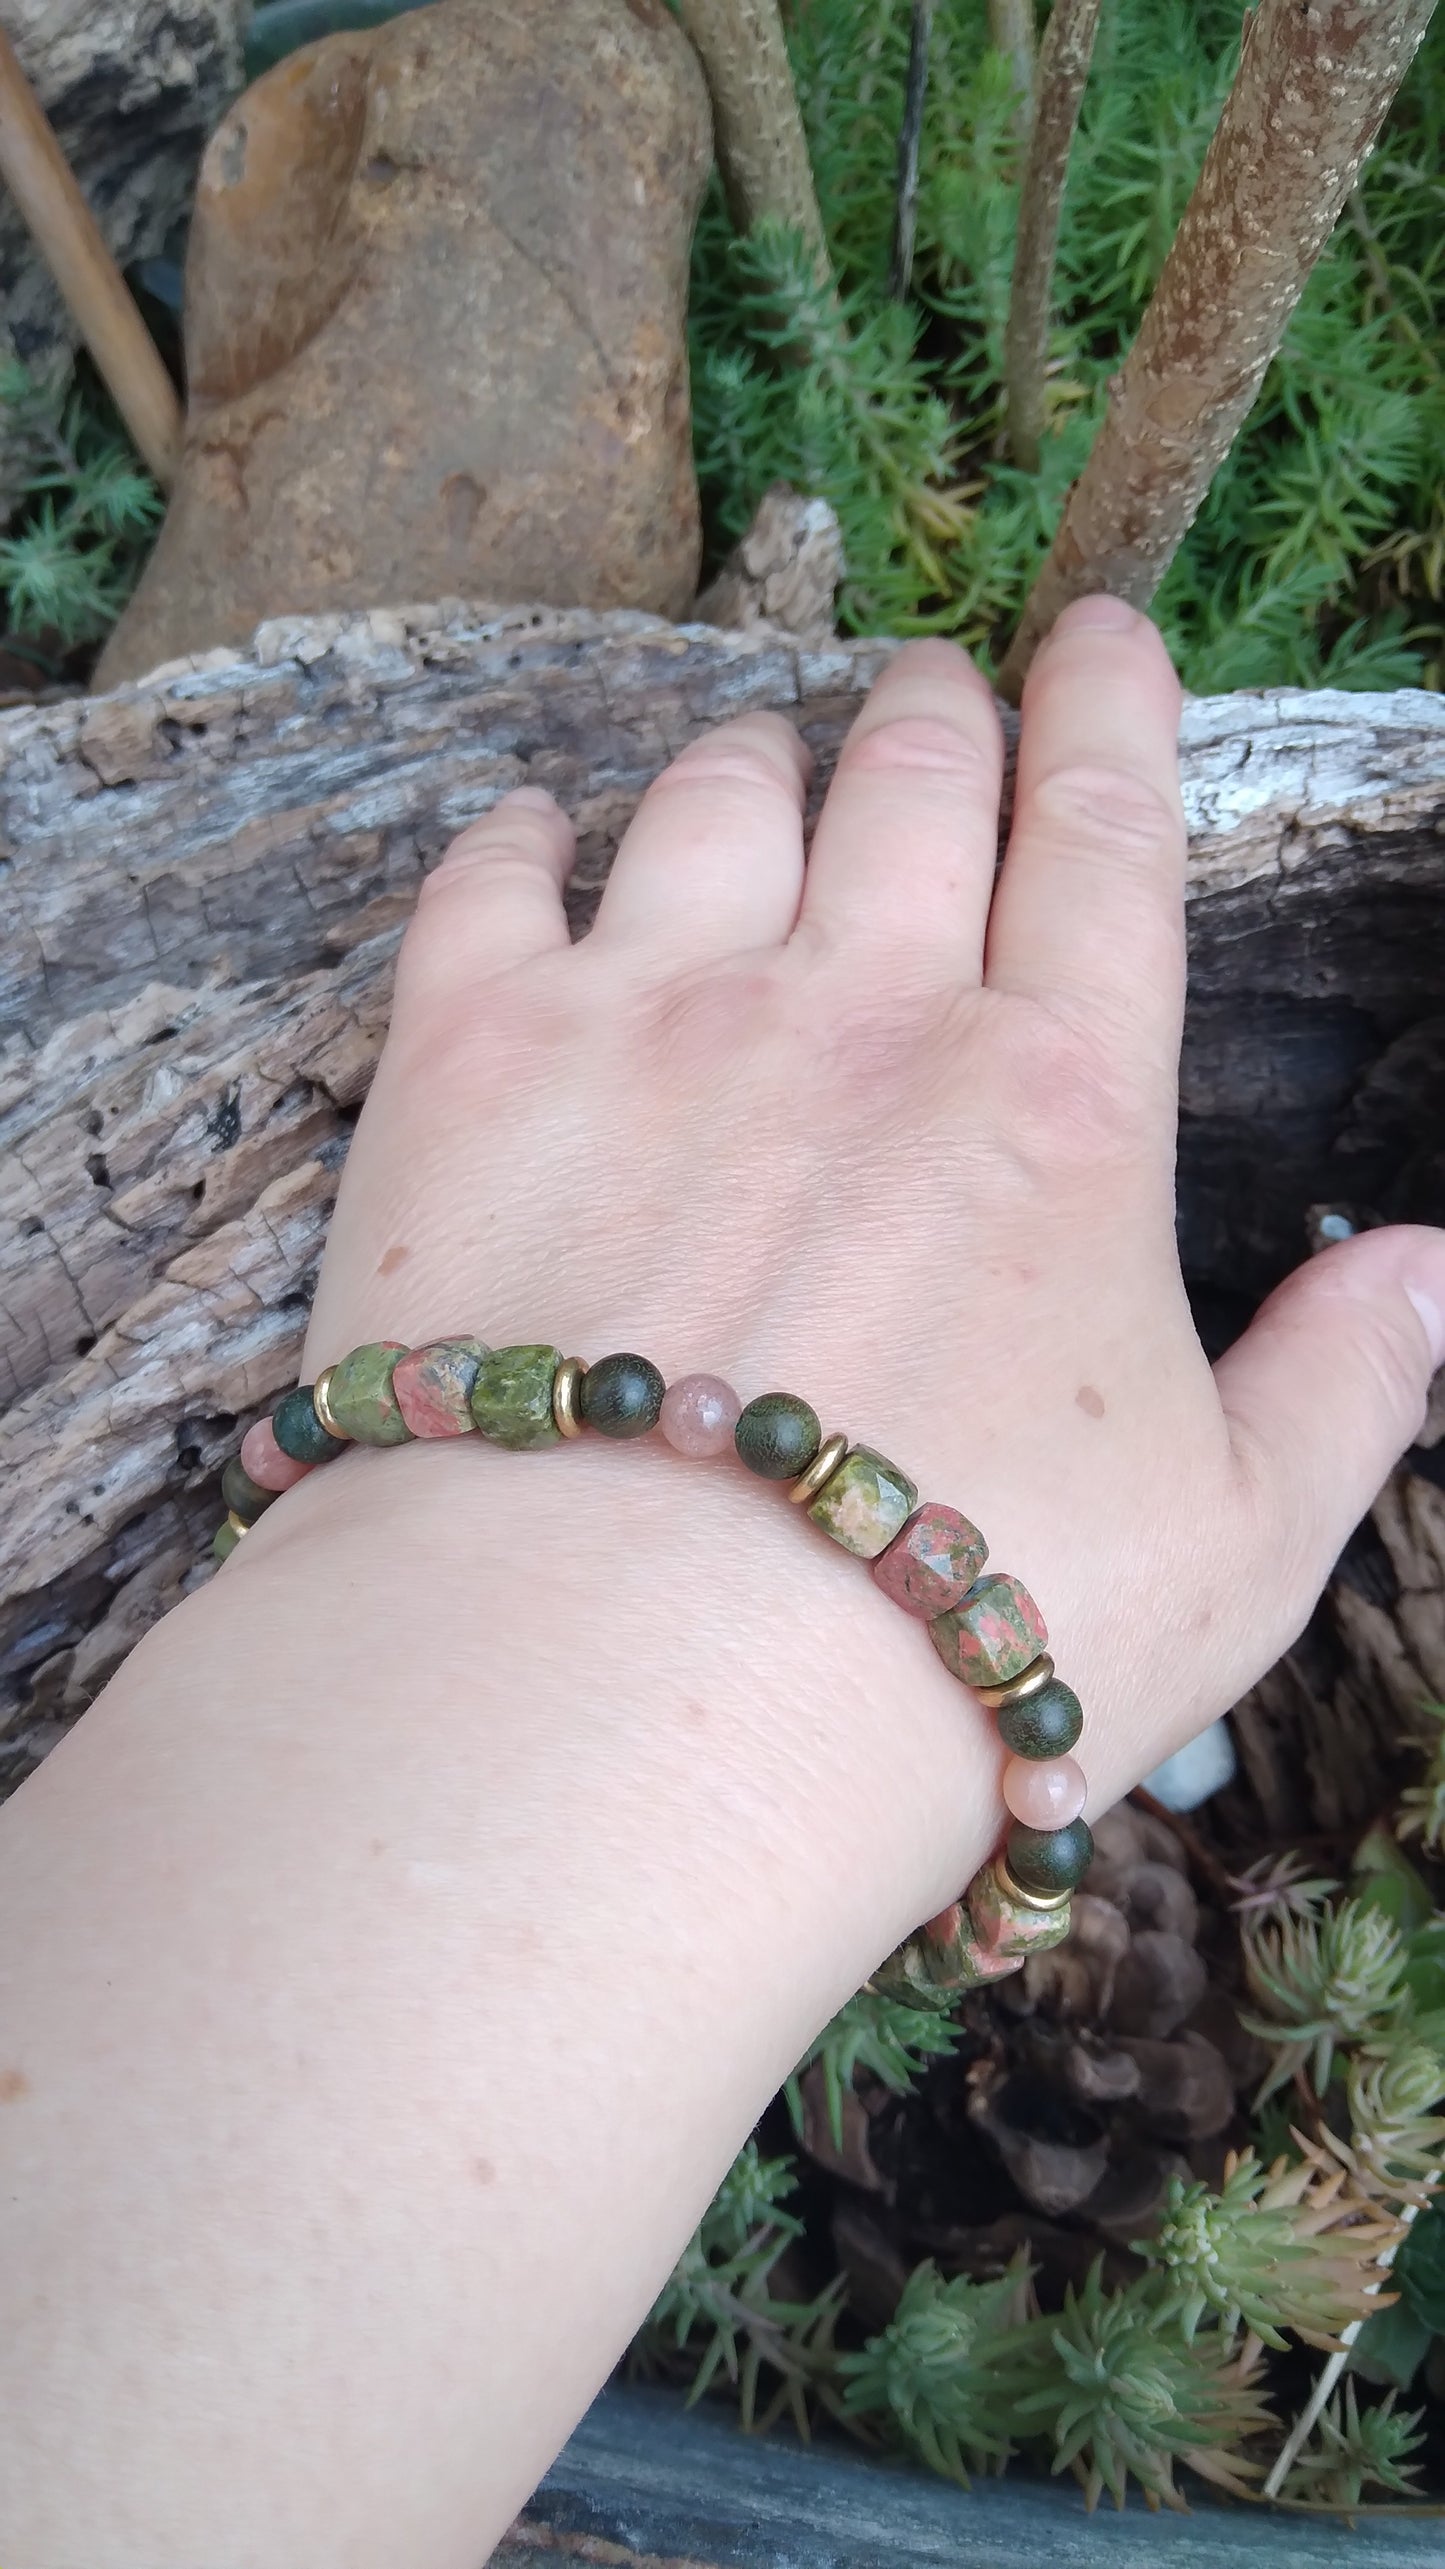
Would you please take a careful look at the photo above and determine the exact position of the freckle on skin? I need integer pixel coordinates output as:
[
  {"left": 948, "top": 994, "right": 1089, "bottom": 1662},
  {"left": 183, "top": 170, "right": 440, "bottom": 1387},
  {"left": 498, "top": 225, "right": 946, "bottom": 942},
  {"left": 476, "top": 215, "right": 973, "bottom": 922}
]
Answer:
[
  {"left": 378, "top": 1243, "right": 411, "bottom": 1275},
  {"left": 0, "top": 2067, "right": 29, "bottom": 2102},
  {"left": 1076, "top": 1385, "right": 1106, "bottom": 1418},
  {"left": 473, "top": 2157, "right": 497, "bottom": 2187}
]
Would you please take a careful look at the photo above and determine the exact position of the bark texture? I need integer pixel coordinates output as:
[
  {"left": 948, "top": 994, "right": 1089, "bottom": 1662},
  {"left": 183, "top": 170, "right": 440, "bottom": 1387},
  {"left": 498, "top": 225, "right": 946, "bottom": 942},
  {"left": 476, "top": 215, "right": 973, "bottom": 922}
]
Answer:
[
  {"left": 889, "top": 0, "right": 935, "bottom": 303},
  {"left": 1002, "top": 0, "right": 1101, "bottom": 473},
  {"left": 1, "top": 601, "right": 1442, "bottom": 1843},
  {"left": 987, "top": 0, "right": 1037, "bottom": 146},
  {"left": 674, "top": 0, "right": 828, "bottom": 264},
  {"left": 999, "top": 0, "right": 1439, "bottom": 696}
]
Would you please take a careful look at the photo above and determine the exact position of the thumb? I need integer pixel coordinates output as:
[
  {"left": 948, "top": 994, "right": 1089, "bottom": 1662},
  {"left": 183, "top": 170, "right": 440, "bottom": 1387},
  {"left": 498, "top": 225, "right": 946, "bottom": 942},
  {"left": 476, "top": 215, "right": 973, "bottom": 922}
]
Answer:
[{"left": 1214, "top": 1224, "right": 1445, "bottom": 1605}]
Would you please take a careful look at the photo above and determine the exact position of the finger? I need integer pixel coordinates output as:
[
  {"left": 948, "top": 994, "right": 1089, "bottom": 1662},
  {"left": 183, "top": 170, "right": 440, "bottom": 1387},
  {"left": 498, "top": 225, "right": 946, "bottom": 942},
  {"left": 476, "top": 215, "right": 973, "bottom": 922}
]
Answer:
[
  {"left": 986, "top": 598, "right": 1186, "bottom": 1063},
  {"left": 1214, "top": 1224, "right": 1445, "bottom": 1621},
  {"left": 394, "top": 790, "right": 576, "bottom": 1011},
  {"left": 793, "top": 640, "right": 1004, "bottom": 975},
  {"left": 588, "top": 713, "right": 810, "bottom": 961}
]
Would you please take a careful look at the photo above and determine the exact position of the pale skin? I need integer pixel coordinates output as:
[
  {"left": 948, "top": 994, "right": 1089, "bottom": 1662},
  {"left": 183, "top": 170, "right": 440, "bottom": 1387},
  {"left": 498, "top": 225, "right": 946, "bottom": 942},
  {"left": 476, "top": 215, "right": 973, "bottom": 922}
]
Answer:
[{"left": 1, "top": 599, "right": 1442, "bottom": 2567}]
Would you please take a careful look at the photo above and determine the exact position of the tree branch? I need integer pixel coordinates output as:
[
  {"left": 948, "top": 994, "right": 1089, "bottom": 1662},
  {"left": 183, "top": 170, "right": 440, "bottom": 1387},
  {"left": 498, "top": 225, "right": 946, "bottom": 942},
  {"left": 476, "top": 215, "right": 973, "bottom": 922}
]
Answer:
[
  {"left": 889, "top": 0, "right": 935, "bottom": 301},
  {"left": 988, "top": 0, "right": 1037, "bottom": 148},
  {"left": 998, "top": 0, "right": 1438, "bottom": 698},
  {"left": 674, "top": 0, "right": 829, "bottom": 270},
  {"left": 1002, "top": 0, "right": 1101, "bottom": 472}
]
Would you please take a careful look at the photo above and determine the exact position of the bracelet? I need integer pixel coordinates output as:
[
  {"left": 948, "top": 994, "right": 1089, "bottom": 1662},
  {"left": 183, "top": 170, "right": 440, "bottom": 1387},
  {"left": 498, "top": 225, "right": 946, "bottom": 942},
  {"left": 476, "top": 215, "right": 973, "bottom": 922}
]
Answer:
[{"left": 211, "top": 1338, "right": 1092, "bottom": 1999}]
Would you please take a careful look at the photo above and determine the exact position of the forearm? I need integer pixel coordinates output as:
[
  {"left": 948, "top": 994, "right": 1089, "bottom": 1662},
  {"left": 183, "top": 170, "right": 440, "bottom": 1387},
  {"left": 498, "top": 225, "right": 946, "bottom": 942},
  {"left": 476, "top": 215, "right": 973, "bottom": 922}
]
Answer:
[{"left": 0, "top": 1437, "right": 996, "bottom": 2567}]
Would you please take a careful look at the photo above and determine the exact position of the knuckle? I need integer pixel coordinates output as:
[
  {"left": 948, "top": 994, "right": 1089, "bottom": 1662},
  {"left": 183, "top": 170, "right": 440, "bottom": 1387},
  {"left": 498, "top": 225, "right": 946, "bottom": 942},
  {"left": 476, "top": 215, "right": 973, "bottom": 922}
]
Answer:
[
  {"left": 840, "top": 712, "right": 998, "bottom": 800},
  {"left": 989, "top": 1000, "right": 1149, "bottom": 1181},
  {"left": 1028, "top": 762, "right": 1183, "bottom": 870}
]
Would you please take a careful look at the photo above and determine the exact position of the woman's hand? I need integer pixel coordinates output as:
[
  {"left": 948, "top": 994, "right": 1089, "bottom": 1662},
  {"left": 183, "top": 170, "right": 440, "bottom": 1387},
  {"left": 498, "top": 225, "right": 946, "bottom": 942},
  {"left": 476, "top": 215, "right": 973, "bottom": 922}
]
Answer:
[{"left": 2, "top": 600, "right": 1441, "bottom": 2569}]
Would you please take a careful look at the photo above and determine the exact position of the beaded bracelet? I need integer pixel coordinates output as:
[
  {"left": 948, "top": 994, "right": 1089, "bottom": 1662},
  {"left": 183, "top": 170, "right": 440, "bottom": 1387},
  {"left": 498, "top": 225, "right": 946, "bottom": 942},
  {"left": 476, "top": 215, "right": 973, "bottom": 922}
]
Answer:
[{"left": 212, "top": 1339, "right": 1093, "bottom": 2001}]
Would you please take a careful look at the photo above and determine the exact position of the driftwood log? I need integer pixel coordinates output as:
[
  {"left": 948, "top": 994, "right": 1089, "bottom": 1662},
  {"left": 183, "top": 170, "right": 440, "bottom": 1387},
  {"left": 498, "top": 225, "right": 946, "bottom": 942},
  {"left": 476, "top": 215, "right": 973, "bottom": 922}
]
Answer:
[{"left": 1, "top": 600, "right": 1443, "bottom": 1846}]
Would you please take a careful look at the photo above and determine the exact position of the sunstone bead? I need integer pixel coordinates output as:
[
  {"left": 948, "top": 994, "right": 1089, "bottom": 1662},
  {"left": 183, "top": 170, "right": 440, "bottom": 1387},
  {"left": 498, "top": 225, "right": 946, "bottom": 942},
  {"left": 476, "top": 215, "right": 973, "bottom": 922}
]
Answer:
[
  {"left": 470, "top": 1344, "right": 563, "bottom": 1448},
  {"left": 580, "top": 1352, "right": 666, "bottom": 1440},
  {"left": 221, "top": 1456, "right": 276, "bottom": 1524},
  {"left": 997, "top": 1676, "right": 1083, "bottom": 1760},
  {"left": 873, "top": 1502, "right": 987, "bottom": 1616},
  {"left": 928, "top": 1573, "right": 1049, "bottom": 1690},
  {"left": 660, "top": 1373, "right": 740, "bottom": 1458},
  {"left": 734, "top": 1392, "right": 821, "bottom": 1481},
  {"left": 1003, "top": 1753, "right": 1087, "bottom": 1829},
  {"left": 240, "top": 1416, "right": 313, "bottom": 1492},
  {"left": 212, "top": 1518, "right": 242, "bottom": 1563},
  {"left": 272, "top": 1386, "right": 345, "bottom": 1464},
  {"left": 393, "top": 1338, "right": 489, "bottom": 1438},
  {"left": 808, "top": 1445, "right": 918, "bottom": 1561},
  {"left": 325, "top": 1341, "right": 411, "bottom": 1445},
  {"left": 1007, "top": 1815, "right": 1094, "bottom": 1896}
]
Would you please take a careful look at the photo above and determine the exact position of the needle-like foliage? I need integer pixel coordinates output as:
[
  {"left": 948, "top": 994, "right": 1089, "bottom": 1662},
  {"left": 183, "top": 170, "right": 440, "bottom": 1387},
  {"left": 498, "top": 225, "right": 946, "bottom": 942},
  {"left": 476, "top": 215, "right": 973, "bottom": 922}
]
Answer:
[
  {"left": 785, "top": 1987, "right": 962, "bottom": 2145},
  {"left": 0, "top": 361, "right": 162, "bottom": 654},
  {"left": 1279, "top": 2381, "right": 1426, "bottom": 2510},
  {"left": 1147, "top": 2149, "right": 1400, "bottom": 2351},
  {"left": 1240, "top": 1896, "right": 1412, "bottom": 2100},
  {"left": 1397, "top": 1703, "right": 1445, "bottom": 1859},
  {"left": 837, "top": 2254, "right": 1030, "bottom": 2483},
  {"left": 642, "top": 2142, "right": 844, "bottom": 2430}
]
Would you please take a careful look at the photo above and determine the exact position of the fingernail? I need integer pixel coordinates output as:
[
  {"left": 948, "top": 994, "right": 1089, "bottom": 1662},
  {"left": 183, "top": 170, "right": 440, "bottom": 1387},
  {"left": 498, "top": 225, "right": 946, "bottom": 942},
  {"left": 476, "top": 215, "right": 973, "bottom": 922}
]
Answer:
[
  {"left": 1405, "top": 1283, "right": 1445, "bottom": 1371},
  {"left": 1052, "top": 594, "right": 1140, "bottom": 638},
  {"left": 499, "top": 785, "right": 561, "bottom": 812}
]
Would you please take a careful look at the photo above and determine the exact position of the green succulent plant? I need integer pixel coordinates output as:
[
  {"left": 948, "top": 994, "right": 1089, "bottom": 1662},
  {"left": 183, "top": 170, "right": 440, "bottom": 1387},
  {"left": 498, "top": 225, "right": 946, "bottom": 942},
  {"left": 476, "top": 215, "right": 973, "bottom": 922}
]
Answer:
[
  {"left": 1241, "top": 1897, "right": 1412, "bottom": 2100},
  {"left": 1397, "top": 1702, "right": 1445, "bottom": 1860},
  {"left": 1344, "top": 2039, "right": 1445, "bottom": 2202},
  {"left": 1280, "top": 2381, "right": 1425, "bottom": 2510},
  {"left": 1147, "top": 2150, "right": 1397, "bottom": 2352},
  {"left": 786, "top": 1988, "right": 962, "bottom": 2146},
  {"left": 837, "top": 2255, "right": 1030, "bottom": 2484},
  {"left": 0, "top": 360, "right": 162, "bottom": 654},
  {"left": 643, "top": 2143, "right": 843, "bottom": 2430}
]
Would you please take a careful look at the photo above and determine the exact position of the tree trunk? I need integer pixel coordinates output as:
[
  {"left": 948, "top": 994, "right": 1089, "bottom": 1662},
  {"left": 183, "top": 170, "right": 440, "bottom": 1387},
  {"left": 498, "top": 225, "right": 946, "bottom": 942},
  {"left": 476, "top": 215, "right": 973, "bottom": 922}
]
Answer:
[
  {"left": 1002, "top": 0, "right": 1101, "bottom": 472},
  {"left": 987, "top": 0, "right": 1037, "bottom": 148},
  {"left": 998, "top": 0, "right": 1438, "bottom": 698},
  {"left": 673, "top": 0, "right": 829, "bottom": 267},
  {"left": 1, "top": 601, "right": 1442, "bottom": 1854}
]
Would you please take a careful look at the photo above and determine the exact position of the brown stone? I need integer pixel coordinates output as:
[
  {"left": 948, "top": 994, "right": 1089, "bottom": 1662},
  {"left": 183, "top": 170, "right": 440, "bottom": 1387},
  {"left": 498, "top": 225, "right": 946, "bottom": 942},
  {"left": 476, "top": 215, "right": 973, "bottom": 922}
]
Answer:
[{"left": 97, "top": 0, "right": 711, "bottom": 686}]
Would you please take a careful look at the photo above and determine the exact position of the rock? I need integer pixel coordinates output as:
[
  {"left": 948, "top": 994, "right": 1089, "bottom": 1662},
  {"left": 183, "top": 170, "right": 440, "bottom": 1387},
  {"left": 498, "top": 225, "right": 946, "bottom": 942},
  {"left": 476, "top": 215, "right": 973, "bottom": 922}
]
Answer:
[
  {"left": 97, "top": 0, "right": 711, "bottom": 686},
  {"left": 696, "top": 484, "right": 843, "bottom": 641},
  {"left": 1, "top": 0, "right": 244, "bottom": 412}
]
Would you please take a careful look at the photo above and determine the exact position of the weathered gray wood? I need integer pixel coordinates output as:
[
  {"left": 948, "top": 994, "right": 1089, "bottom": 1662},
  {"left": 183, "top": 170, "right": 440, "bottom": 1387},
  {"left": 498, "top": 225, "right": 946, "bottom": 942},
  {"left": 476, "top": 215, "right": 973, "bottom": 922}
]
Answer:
[{"left": 1, "top": 601, "right": 1442, "bottom": 1811}]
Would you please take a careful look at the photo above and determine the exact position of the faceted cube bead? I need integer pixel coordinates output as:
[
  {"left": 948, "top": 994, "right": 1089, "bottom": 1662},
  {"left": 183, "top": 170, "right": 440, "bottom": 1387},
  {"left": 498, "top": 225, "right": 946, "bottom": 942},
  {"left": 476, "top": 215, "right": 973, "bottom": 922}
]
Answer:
[
  {"left": 393, "top": 1338, "right": 489, "bottom": 1438},
  {"left": 929, "top": 1573, "right": 1048, "bottom": 1690},
  {"left": 325, "top": 1342, "right": 411, "bottom": 1445},
  {"left": 807, "top": 1446, "right": 918, "bottom": 1561},
  {"left": 997, "top": 1677, "right": 1083, "bottom": 1761},
  {"left": 272, "top": 1386, "right": 344, "bottom": 1465},
  {"left": 872, "top": 1502, "right": 988, "bottom": 1617},
  {"left": 470, "top": 1344, "right": 563, "bottom": 1448},
  {"left": 969, "top": 1858, "right": 1073, "bottom": 1960}
]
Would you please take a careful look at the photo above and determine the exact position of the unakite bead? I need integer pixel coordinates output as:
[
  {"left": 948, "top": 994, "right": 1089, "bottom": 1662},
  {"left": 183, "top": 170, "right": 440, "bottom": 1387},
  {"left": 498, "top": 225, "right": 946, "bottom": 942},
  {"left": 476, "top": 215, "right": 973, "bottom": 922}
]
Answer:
[
  {"left": 393, "top": 1338, "right": 489, "bottom": 1438},
  {"left": 928, "top": 1573, "right": 1049, "bottom": 1690},
  {"left": 221, "top": 1456, "right": 276, "bottom": 1523},
  {"left": 272, "top": 1386, "right": 344, "bottom": 1464},
  {"left": 734, "top": 1393, "right": 821, "bottom": 1481},
  {"left": 997, "top": 1677, "right": 1083, "bottom": 1761},
  {"left": 1006, "top": 1815, "right": 1094, "bottom": 1896},
  {"left": 580, "top": 1353, "right": 665, "bottom": 1439},
  {"left": 324, "top": 1341, "right": 411, "bottom": 1445},
  {"left": 212, "top": 1518, "right": 242, "bottom": 1563},
  {"left": 808, "top": 1446, "right": 918, "bottom": 1561},
  {"left": 872, "top": 1502, "right": 987, "bottom": 1614},
  {"left": 470, "top": 1344, "right": 563, "bottom": 1448}
]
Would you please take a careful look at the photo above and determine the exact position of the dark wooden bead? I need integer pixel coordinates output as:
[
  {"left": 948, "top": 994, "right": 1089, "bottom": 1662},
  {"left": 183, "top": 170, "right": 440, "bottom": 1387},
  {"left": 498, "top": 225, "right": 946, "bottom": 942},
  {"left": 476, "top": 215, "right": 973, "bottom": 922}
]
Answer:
[
  {"left": 580, "top": 1352, "right": 666, "bottom": 1439},
  {"left": 734, "top": 1392, "right": 821, "bottom": 1480},
  {"left": 997, "top": 1679, "right": 1084, "bottom": 1761},
  {"left": 272, "top": 1386, "right": 345, "bottom": 1464},
  {"left": 221, "top": 1457, "right": 276, "bottom": 1523},
  {"left": 1007, "top": 1816, "right": 1095, "bottom": 1896}
]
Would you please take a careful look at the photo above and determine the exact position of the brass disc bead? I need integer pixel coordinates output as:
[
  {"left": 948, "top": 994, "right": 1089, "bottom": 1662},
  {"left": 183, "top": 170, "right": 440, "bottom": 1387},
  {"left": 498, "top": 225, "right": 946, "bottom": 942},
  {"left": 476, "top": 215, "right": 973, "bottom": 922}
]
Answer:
[
  {"left": 311, "top": 1365, "right": 353, "bottom": 1443},
  {"left": 788, "top": 1430, "right": 849, "bottom": 1506},
  {"left": 993, "top": 1854, "right": 1072, "bottom": 1914},
  {"left": 974, "top": 1652, "right": 1055, "bottom": 1709},
  {"left": 552, "top": 1357, "right": 589, "bottom": 1439},
  {"left": 225, "top": 1509, "right": 249, "bottom": 1540}
]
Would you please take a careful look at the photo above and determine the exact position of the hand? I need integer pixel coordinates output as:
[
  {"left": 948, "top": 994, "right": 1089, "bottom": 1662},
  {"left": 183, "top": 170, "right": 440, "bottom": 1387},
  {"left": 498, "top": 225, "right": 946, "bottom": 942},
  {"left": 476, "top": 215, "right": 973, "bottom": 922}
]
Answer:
[{"left": 306, "top": 594, "right": 1445, "bottom": 1815}]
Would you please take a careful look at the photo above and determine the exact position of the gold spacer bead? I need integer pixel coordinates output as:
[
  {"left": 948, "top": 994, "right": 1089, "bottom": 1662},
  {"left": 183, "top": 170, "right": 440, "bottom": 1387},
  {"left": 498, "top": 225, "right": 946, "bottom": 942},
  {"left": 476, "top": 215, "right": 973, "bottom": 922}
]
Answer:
[
  {"left": 974, "top": 1651, "right": 1055, "bottom": 1710},
  {"left": 226, "top": 1509, "right": 250, "bottom": 1540},
  {"left": 311, "top": 1365, "right": 352, "bottom": 1443},
  {"left": 552, "top": 1356, "right": 588, "bottom": 1439},
  {"left": 993, "top": 1855, "right": 1072, "bottom": 1915},
  {"left": 788, "top": 1430, "right": 850, "bottom": 1506}
]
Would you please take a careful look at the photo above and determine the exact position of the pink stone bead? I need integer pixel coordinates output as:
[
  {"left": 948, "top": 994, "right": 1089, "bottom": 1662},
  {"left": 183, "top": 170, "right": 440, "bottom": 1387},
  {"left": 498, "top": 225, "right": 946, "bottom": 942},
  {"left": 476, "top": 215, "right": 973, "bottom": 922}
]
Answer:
[
  {"left": 659, "top": 1372, "right": 741, "bottom": 1459},
  {"left": 393, "top": 1338, "right": 488, "bottom": 1438},
  {"left": 1002, "top": 1753, "right": 1087, "bottom": 1830},
  {"left": 240, "top": 1416, "right": 314, "bottom": 1493}
]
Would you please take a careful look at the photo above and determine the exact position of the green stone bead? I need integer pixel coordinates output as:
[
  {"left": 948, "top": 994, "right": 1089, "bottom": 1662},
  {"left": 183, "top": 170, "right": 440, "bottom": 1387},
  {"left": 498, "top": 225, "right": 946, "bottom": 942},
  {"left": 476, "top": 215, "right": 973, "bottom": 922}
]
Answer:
[
  {"left": 1007, "top": 1815, "right": 1094, "bottom": 1896},
  {"left": 212, "top": 1518, "right": 241, "bottom": 1563},
  {"left": 272, "top": 1387, "right": 344, "bottom": 1464},
  {"left": 807, "top": 1445, "right": 918, "bottom": 1561},
  {"left": 997, "top": 1678, "right": 1084, "bottom": 1761},
  {"left": 221, "top": 1457, "right": 276, "bottom": 1524},
  {"left": 734, "top": 1392, "right": 821, "bottom": 1480},
  {"left": 580, "top": 1353, "right": 665, "bottom": 1440},
  {"left": 325, "top": 1341, "right": 411, "bottom": 1445},
  {"left": 470, "top": 1343, "right": 563, "bottom": 1449}
]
